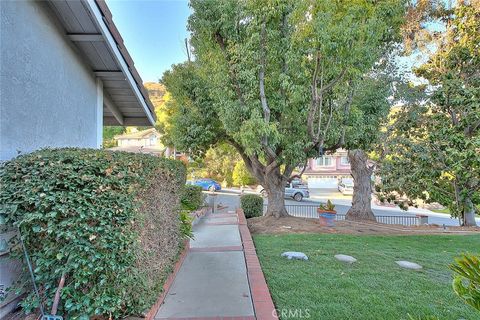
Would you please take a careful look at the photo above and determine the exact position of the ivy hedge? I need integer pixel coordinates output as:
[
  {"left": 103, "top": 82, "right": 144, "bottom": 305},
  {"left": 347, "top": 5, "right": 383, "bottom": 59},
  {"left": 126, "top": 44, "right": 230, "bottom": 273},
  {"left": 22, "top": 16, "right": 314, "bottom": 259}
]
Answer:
[
  {"left": 180, "top": 185, "right": 204, "bottom": 211},
  {"left": 0, "top": 149, "right": 187, "bottom": 318}
]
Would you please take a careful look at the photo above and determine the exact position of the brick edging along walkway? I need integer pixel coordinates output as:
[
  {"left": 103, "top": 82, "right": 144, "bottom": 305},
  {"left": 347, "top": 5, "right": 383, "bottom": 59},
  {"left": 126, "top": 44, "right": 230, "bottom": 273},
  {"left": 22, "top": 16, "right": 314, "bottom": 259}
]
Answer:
[
  {"left": 139, "top": 207, "right": 210, "bottom": 320},
  {"left": 237, "top": 209, "right": 278, "bottom": 320},
  {"left": 141, "top": 239, "right": 189, "bottom": 320}
]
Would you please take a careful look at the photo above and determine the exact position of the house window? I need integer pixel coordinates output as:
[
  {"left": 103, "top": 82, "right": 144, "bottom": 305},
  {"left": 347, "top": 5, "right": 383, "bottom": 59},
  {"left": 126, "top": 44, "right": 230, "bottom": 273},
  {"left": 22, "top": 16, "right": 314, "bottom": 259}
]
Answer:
[
  {"left": 340, "top": 156, "right": 350, "bottom": 165},
  {"left": 149, "top": 135, "right": 156, "bottom": 146},
  {"left": 315, "top": 156, "right": 333, "bottom": 167}
]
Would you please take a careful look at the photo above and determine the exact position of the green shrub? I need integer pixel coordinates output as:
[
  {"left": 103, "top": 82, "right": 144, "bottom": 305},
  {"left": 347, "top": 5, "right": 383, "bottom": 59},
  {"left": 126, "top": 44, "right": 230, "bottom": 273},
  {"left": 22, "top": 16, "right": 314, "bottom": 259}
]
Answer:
[
  {"left": 0, "top": 148, "right": 186, "bottom": 318},
  {"left": 240, "top": 194, "right": 264, "bottom": 218},
  {"left": 180, "top": 185, "right": 204, "bottom": 211}
]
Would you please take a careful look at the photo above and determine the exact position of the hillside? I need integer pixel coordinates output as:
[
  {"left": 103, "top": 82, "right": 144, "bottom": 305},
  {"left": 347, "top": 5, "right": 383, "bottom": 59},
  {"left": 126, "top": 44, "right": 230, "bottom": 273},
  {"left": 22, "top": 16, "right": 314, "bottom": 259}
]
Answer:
[{"left": 144, "top": 82, "right": 166, "bottom": 107}]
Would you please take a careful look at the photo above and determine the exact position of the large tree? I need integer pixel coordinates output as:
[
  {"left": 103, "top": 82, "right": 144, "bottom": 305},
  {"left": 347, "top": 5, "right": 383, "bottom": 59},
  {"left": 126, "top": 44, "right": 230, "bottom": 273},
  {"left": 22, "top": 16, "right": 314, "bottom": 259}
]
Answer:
[
  {"left": 342, "top": 64, "right": 398, "bottom": 221},
  {"left": 379, "top": 1, "right": 479, "bottom": 226},
  {"left": 163, "top": 0, "right": 405, "bottom": 217}
]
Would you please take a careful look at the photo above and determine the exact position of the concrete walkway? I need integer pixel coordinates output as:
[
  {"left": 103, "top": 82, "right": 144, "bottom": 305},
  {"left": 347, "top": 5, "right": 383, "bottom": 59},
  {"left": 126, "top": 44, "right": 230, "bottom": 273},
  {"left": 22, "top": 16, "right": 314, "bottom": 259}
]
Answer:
[{"left": 155, "top": 203, "right": 255, "bottom": 319}]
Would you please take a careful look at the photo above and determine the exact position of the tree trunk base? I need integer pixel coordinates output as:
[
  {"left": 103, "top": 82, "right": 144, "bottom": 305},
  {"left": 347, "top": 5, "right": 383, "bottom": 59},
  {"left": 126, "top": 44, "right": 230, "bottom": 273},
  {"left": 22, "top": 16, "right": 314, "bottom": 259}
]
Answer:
[
  {"left": 345, "top": 208, "right": 376, "bottom": 221},
  {"left": 264, "top": 206, "right": 289, "bottom": 218},
  {"left": 346, "top": 149, "right": 376, "bottom": 222},
  {"left": 462, "top": 198, "right": 477, "bottom": 227}
]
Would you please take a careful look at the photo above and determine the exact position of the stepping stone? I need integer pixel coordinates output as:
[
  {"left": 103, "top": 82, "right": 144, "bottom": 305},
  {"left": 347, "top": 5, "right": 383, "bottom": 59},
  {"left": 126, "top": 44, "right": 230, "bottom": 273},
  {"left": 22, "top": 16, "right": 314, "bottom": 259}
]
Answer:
[
  {"left": 396, "top": 260, "right": 422, "bottom": 270},
  {"left": 281, "top": 251, "right": 308, "bottom": 260},
  {"left": 335, "top": 254, "right": 357, "bottom": 264}
]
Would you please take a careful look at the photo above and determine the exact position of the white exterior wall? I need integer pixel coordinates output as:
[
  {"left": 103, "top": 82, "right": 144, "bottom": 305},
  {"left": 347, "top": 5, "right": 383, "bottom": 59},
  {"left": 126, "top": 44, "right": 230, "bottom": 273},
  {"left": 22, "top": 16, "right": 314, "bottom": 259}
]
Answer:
[
  {"left": 0, "top": 1, "right": 103, "bottom": 316},
  {"left": 0, "top": 0, "right": 100, "bottom": 161}
]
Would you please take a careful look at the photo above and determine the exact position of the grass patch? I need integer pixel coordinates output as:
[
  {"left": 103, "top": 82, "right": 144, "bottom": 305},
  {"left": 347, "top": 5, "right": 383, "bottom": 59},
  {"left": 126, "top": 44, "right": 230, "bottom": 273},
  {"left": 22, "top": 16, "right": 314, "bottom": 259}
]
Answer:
[
  {"left": 253, "top": 234, "right": 480, "bottom": 320},
  {"left": 432, "top": 208, "right": 451, "bottom": 214}
]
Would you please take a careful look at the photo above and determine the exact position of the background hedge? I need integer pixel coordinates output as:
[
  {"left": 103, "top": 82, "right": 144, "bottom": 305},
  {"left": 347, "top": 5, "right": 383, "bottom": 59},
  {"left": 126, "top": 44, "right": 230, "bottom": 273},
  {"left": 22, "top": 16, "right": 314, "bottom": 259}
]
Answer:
[
  {"left": 180, "top": 185, "right": 204, "bottom": 211},
  {"left": 0, "top": 149, "right": 187, "bottom": 318},
  {"left": 240, "top": 194, "right": 264, "bottom": 218}
]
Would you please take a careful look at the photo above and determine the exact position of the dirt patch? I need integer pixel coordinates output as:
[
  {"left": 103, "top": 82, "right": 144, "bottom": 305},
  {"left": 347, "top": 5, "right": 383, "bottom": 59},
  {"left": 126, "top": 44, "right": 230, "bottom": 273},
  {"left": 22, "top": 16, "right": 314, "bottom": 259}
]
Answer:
[{"left": 247, "top": 216, "right": 480, "bottom": 235}]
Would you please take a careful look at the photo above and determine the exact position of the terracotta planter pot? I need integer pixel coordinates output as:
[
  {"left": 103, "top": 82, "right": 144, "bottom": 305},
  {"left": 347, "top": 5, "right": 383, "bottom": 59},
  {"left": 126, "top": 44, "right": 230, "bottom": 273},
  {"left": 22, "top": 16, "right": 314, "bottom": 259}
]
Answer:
[{"left": 317, "top": 209, "right": 337, "bottom": 227}]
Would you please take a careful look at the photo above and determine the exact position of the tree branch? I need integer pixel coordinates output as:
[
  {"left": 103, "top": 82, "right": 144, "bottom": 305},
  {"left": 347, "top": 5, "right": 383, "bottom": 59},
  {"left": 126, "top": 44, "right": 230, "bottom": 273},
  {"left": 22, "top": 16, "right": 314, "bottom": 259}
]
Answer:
[
  {"left": 258, "top": 19, "right": 277, "bottom": 162},
  {"left": 319, "top": 67, "right": 347, "bottom": 95},
  {"left": 285, "top": 158, "right": 309, "bottom": 181},
  {"left": 307, "top": 51, "right": 321, "bottom": 141},
  {"left": 214, "top": 32, "right": 247, "bottom": 108}
]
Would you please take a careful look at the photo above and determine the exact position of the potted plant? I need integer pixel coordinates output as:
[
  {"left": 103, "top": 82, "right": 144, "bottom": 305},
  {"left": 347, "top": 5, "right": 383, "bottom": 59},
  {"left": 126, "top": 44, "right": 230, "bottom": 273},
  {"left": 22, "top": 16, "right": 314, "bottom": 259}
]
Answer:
[{"left": 317, "top": 200, "right": 337, "bottom": 227}]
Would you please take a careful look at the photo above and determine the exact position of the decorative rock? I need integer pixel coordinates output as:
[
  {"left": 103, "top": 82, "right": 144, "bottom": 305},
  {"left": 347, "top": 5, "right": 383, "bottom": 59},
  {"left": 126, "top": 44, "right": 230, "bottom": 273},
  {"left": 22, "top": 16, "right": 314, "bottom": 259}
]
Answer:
[
  {"left": 281, "top": 251, "right": 308, "bottom": 260},
  {"left": 396, "top": 260, "right": 423, "bottom": 270},
  {"left": 334, "top": 254, "right": 357, "bottom": 264}
]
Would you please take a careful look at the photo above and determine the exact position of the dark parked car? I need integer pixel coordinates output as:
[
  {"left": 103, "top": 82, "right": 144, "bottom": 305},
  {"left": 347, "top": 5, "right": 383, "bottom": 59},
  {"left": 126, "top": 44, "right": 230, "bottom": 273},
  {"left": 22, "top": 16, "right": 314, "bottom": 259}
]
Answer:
[{"left": 192, "top": 178, "right": 222, "bottom": 191}]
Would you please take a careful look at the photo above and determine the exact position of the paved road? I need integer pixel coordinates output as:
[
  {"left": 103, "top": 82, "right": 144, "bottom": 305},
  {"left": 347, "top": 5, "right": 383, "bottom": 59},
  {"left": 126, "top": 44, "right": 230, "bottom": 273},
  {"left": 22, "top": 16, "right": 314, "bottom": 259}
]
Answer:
[{"left": 213, "top": 189, "right": 477, "bottom": 227}]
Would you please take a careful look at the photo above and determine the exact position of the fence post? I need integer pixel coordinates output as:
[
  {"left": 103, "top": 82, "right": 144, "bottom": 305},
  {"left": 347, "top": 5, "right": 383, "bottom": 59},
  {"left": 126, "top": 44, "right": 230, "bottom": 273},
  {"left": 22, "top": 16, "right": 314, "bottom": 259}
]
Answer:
[
  {"left": 209, "top": 193, "right": 217, "bottom": 214},
  {"left": 416, "top": 215, "right": 428, "bottom": 226}
]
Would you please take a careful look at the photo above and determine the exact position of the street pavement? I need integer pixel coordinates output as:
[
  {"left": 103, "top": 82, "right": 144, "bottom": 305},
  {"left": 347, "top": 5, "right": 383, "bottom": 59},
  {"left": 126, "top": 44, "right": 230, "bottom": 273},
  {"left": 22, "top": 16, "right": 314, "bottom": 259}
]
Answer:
[{"left": 217, "top": 188, "right": 478, "bottom": 227}]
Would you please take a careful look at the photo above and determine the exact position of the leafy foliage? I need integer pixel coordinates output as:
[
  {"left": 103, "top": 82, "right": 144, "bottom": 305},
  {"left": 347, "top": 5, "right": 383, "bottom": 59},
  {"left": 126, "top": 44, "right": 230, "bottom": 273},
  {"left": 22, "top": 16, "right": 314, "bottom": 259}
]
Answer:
[
  {"left": 450, "top": 254, "right": 480, "bottom": 311},
  {"left": 318, "top": 200, "right": 335, "bottom": 212},
  {"left": 0, "top": 149, "right": 186, "bottom": 318},
  {"left": 181, "top": 185, "right": 205, "bottom": 211},
  {"left": 379, "top": 2, "right": 479, "bottom": 225},
  {"left": 162, "top": 0, "right": 406, "bottom": 217},
  {"left": 188, "top": 143, "right": 240, "bottom": 186},
  {"left": 232, "top": 161, "right": 257, "bottom": 186},
  {"left": 240, "top": 194, "right": 264, "bottom": 218},
  {"left": 102, "top": 126, "right": 125, "bottom": 148}
]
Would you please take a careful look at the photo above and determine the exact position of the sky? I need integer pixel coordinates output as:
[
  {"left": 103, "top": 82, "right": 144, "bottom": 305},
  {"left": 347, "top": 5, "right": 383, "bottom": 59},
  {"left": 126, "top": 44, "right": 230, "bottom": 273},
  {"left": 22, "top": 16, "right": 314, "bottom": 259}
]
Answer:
[{"left": 106, "top": 0, "right": 191, "bottom": 83}]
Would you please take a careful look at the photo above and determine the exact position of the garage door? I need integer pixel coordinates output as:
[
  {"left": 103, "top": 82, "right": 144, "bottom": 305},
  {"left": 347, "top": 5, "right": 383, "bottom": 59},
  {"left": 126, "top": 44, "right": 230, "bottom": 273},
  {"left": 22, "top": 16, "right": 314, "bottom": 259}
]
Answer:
[{"left": 307, "top": 177, "right": 338, "bottom": 188}]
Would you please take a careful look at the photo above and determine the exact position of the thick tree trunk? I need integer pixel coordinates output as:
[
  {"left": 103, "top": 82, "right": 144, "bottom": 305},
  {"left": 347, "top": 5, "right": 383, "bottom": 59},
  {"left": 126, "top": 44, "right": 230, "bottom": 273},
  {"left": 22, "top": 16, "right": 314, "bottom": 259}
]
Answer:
[
  {"left": 346, "top": 149, "right": 376, "bottom": 221},
  {"left": 263, "top": 169, "right": 289, "bottom": 218},
  {"left": 264, "top": 183, "right": 289, "bottom": 218},
  {"left": 462, "top": 197, "right": 477, "bottom": 227},
  {"left": 230, "top": 142, "right": 289, "bottom": 218}
]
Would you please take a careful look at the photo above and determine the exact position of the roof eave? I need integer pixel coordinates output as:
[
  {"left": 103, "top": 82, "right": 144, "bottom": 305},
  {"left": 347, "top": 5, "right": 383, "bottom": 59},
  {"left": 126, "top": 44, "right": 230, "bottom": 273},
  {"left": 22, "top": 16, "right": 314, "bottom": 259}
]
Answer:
[{"left": 84, "top": 0, "right": 156, "bottom": 126}]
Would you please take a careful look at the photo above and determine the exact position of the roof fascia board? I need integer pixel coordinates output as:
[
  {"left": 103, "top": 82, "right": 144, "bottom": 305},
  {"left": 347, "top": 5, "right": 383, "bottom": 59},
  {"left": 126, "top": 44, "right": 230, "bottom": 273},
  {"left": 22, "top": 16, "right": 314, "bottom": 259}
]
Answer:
[
  {"left": 68, "top": 33, "right": 104, "bottom": 41},
  {"left": 83, "top": 0, "right": 155, "bottom": 125}
]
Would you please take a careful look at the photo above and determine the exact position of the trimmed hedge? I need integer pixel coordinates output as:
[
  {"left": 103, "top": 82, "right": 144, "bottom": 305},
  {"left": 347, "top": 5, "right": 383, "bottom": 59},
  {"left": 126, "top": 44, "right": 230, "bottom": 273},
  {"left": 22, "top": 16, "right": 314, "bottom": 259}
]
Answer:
[
  {"left": 0, "top": 149, "right": 187, "bottom": 318},
  {"left": 180, "top": 185, "right": 204, "bottom": 211},
  {"left": 240, "top": 194, "right": 264, "bottom": 218}
]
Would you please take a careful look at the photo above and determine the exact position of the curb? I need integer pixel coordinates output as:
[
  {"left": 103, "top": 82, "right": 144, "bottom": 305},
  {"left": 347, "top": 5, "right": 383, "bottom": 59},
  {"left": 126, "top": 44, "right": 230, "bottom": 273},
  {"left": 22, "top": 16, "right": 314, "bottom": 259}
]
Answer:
[{"left": 237, "top": 209, "right": 277, "bottom": 320}]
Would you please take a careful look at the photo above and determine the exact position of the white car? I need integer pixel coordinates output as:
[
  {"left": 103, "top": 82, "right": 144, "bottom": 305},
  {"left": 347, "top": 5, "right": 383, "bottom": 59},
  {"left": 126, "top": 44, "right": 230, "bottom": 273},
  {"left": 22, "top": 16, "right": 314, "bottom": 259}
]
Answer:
[
  {"left": 338, "top": 178, "right": 354, "bottom": 195},
  {"left": 257, "top": 182, "right": 310, "bottom": 202}
]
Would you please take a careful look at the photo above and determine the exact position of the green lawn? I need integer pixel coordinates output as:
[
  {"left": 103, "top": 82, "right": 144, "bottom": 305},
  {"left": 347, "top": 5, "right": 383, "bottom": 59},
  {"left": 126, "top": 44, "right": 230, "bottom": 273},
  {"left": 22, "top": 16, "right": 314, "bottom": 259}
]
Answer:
[
  {"left": 431, "top": 208, "right": 451, "bottom": 214},
  {"left": 253, "top": 234, "right": 480, "bottom": 320}
]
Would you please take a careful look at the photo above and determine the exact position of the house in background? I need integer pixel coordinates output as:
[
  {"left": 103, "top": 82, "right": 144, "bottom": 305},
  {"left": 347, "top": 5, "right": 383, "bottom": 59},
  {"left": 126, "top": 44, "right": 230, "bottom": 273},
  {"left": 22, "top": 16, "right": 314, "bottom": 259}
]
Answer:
[
  {"left": 304, "top": 149, "right": 352, "bottom": 189},
  {"left": 115, "top": 128, "right": 161, "bottom": 148},
  {"left": 110, "top": 128, "right": 187, "bottom": 160},
  {"left": 110, "top": 128, "right": 164, "bottom": 156},
  {"left": 0, "top": 0, "right": 155, "bottom": 315}
]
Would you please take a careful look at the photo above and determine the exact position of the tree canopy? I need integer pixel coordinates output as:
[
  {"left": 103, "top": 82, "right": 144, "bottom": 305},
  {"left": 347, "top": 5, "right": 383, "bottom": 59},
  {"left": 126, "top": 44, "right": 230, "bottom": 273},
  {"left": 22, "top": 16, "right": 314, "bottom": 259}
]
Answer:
[
  {"left": 379, "top": 1, "right": 479, "bottom": 226},
  {"left": 162, "top": 0, "right": 406, "bottom": 217}
]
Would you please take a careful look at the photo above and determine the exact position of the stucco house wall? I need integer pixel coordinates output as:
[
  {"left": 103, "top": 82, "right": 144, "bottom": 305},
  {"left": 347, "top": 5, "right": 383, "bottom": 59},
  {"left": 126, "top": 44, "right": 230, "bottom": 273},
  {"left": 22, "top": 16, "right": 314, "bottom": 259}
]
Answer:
[{"left": 0, "top": 0, "right": 100, "bottom": 161}]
